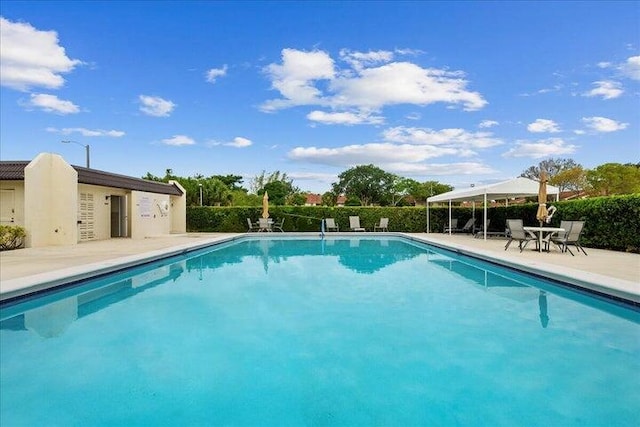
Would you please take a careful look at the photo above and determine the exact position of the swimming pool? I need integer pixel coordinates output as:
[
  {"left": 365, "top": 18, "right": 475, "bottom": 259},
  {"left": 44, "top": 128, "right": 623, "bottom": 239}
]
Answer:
[{"left": 1, "top": 236, "right": 639, "bottom": 426}]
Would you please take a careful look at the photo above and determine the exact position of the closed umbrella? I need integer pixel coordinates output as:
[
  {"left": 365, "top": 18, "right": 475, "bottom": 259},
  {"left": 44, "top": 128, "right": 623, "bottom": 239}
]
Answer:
[
  {"left": 536, "top": 171, "right": 548, "bottom": 226},
  {"left": 262, "top": 191, "right": 269, "bottom": 219}
]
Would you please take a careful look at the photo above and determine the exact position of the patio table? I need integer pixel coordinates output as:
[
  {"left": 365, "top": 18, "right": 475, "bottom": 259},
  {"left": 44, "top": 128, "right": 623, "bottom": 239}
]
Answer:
[{"left": 523, "top": 226, "right": 565, "bottom": 253}]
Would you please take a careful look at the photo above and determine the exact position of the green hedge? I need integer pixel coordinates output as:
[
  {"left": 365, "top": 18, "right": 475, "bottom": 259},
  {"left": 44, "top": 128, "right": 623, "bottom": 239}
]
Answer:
[{"left": 187, "top": 194, "right": 640, "bottom": 253}]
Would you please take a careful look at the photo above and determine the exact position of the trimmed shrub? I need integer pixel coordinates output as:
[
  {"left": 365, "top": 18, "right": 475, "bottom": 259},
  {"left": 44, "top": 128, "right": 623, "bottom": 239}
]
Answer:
[
  {"left": 186, "top": 194, "right": 640, "bottom": 253},
  {"left": 0, "top": 225, "right": 26, "bottom": 251}
]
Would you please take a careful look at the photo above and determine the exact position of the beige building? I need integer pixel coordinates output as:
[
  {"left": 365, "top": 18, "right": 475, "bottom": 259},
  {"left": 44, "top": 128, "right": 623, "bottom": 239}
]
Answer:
[{"left": 0, "top": 153, "right": 186, "bottom": 248}]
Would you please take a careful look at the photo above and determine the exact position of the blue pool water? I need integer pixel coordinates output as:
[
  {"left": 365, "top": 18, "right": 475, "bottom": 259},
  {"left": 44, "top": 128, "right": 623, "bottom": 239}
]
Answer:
[{"left": 1, "top": 236, "right": 639, "bottom": 426}]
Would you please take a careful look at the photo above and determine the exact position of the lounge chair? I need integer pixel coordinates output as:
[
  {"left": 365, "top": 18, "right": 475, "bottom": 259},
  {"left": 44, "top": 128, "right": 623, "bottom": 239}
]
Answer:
[
  {"left": 548, "top": 220, "right": 588, "bottom": 256},
  {"left": 272, "top": 218, "right": 285, "bottom": 232},
  {"left": 325, "top": 218, "right": 339, "bottom": 232},
  {"left": 504, "top": 219, "right": 537, "bottom": 252},
  {"left": 448, "top": 218, "right": 475, "bottom": 233},
  {"left": 258, "top": 218, "right": 272, "bottom": 232},
  {"left": 374, "top": 217, "right": 389, "bottom": 232},
  {"left": 349, "top": 216, "right": 366, "bottom": 232},
  {"left": 246, "top": 218, "right": 258, "bottom": 232},
  {"left": 444, "top": 218, "right": 459, "bottom": 233}
]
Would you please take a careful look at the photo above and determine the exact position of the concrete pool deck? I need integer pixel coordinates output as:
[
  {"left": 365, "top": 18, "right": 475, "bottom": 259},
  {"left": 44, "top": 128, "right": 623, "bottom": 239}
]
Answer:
[{"left": 0, "top": 232, "right": 638, "bottom": 303}]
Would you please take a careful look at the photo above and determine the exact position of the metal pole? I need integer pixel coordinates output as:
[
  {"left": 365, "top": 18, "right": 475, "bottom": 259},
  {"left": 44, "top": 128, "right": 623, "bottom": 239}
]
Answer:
[
  {"left": 198, "top": 184, "right": 203, "bottom": 206},
  {"left": 61, "top": 140, "right": 90, "bottom": 168}
]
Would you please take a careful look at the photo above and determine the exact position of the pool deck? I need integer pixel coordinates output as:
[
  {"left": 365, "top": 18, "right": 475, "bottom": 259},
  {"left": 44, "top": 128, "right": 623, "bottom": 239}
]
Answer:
[{"left": 0, "top": 232, "right": 638, "bottom": 304}]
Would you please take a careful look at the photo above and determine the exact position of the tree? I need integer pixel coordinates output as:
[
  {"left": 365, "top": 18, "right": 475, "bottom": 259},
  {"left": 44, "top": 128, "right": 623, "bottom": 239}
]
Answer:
[
  {"left": 388, "top": 177, "right": 419, "bottom": 206},
  {"left": 520, "top": 158, "right": 580, "bottom": 181},
  {"left": 550, "top": 166, "right": 587, "bottom": 194},
  {"left": 322, "top": 191, "right": 337, "bottom": 206},
  {"left": 259, "top": 181, "right": 291, "bottom": 205},
  {"left": 331, "top": 164, "right": 396, "bottom": 206},
  {"left": 203, "top": 178, "right": 232, "bottom": 206},
  {"left": 212, "top": 174, "right": 245, "bottom": 191},
  {"left": 403, "top": 180, "right": 454, "bottom": 205},
  {"left": 586, "top": 163, "right": 640, "bottom": 196}
]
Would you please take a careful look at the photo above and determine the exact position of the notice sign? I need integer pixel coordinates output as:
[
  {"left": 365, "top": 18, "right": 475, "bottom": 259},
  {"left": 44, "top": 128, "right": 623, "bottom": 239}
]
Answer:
[{"left": 139, "top": 196, "right": 152, "bottom": 218}]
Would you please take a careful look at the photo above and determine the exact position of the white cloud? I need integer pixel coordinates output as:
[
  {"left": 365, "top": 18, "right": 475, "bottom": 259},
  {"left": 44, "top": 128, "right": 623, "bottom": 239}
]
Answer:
[
  {"left": 382, "top": 126, "right": 503, "bottom": 149},
  {"left": 619, "top": 55, "right": 640, "bottom": 81},
  {"left": 139, "top": 95, "right": 176, "bottom": 117},
  {"left": 206, "top": 65, "right": 228, "bottom": 83},
  {"left": 46, "top": 127, "right": 125, "bottom": 137},
  {"left": 260, "top": 48, "right": 487, "bottom": 117},
  {"left": 261, "top": 48, "right": 336, "bottom": 111},
  {"left": 26, "top": 93, "right": 79, "bottom": 114},
  {"left": 479, "top": 120, "right": 498, "bottom": 128},
  {"left": 527, "top": 119, "right": 561, "bottom": 133},
  {"left": 289, "top": 143, "right": 456, "bottom": 165},
  {"left": 339, "top": 49, "right": 394, "bottom": 71},
  {"left": 161, "top": 135, "right": 195, "bottom": 146},
  {"left": 582, "top": 116, "right": 629, "bottom": 132},
  {"left": 583, "top": 80, "right": 623, "bottom": 99},
  {"left": 226, "top": 137, "right": 252, "bottom": 148},
  {"left": 0, "top": 17, "right": 82, "bottom": 91},
  {"left": 502, "top": 138, "right": 577, "bottom": 159},
  {"left": 307, "top": 110, "right": 384, "bottom": 125},
  {"left": 330, "top": 62, "right": 486, "bottom": 111}
]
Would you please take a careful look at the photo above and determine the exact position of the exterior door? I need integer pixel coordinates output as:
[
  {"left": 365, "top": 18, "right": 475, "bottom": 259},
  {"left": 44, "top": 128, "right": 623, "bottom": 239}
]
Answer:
[
  {"left": 110, "top": 195, "right": 127, "bottom": 237},
  {"left": 0, "top": 189, "right": 15, "bottom": 223}
]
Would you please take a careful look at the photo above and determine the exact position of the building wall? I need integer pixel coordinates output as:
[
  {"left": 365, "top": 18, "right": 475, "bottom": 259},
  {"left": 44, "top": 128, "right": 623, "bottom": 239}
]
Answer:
[
  {"left": 4, "top": 153, "right": 187, "bottom": 247},
  {"left": 76, "top": 184, "right": 130, "bottom": 241},
  {"left": 169, "top": 180, "right": 186, "bottom": 234},
  {"left": 24, "top": 153, "right": 78, "bottom": 247},
  {"left": 129, "top": 191, "right": 172, "bottom": 239},
  {"left": 0, "top": 181, "right": 25, "bottom": 226}
]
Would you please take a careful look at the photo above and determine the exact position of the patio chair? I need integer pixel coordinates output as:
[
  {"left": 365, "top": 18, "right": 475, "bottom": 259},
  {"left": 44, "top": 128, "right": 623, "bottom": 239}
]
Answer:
[
  {"left": 454, "top": 218, "right": 476, "bottom": 233},
  {"left": 504, "top": 219, "right": 537, "bottom": 252},
  {"left": 258, "top": 218, "right": 272, "bottom": 232},
  {"left": 325, "top": 218, "right": 339, "bottom": 232},
  {"left": 543, "top": 220, "right": 571, "bottom": 251},
  {"left": 273, "top": 218, "right": 285, "bottom": 232},
  {"left": 443, "top": 218, "right": 458, "bottom": 233},
  {"left": 548, "top": 220, "right": 588, "bottom": 256},
  {"left": 349, "top": 216, "right": 366, "bottom": 232},
  {"left": 374, "top": 217, "right": 389, "bottom": 232},
  {"left": 246, "top": 218, "right": 258, "bottom": 232}
]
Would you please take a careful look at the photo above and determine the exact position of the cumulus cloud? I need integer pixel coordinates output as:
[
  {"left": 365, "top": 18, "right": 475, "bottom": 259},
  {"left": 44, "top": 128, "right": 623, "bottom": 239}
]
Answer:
[
  {"left": 208, "top": 136, "right": 253, "bottom": 148},
  {"left": 479, "top": 120, "right": 498, "bottom": 128},
  {"left": 0, "top": 17, "right": 82, "bottom": 91},
  {"left": 161, "top": 135, "right": 195, "bottom": 146},
  {"left": 527, "top": 119, "right": 561, "bottom": 133},
  {"left": 139, "top": 95, "right": 176, "bottom": 117},
  {"left": 619, "top": 55, "right": 640, "bottom": 80},
  {"left": 381, "top": 126, "right": 503, "bottom": 149},
  {"left": 25, "top": 93, "right": 79, "bottom": 114},
  {"left": 582, "top": 116, "right": 628, "bottom": 132},
  {"left": 502, "top": 138, "right": 577, "bottom": 159},
  {"left": 206, "top": 65, "right": 228, "bottom": 83},
  {"left": 583, "top": 80, "right": 623, "bottom": 99},
  {"left": 307, "top": 110, "right": 384, "bottom": 125},
  {"left": 46, "top": 127, "right": 125, "bottom": 137},
  {"left": 287, "top": 123, "right": 502, "bottom": 178},
  {"left": 226, "top": 137, "right": 252, "bottom": 148},
  {"left": 260, "top": 48, "right": 487, "bottom": 121}
]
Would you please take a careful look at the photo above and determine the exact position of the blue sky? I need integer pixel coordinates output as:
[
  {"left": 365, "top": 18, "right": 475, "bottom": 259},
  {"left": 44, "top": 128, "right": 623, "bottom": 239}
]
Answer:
[{"left": 1, "top": 1, "right": 638, "bottom": 194}]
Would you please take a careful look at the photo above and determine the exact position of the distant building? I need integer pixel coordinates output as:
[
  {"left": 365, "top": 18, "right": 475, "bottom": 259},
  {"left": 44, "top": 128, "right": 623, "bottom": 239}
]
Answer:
[
  {"left": 0, "top": 153, "right": 186, "bottom": 248},
  {"left": 305, "top": 193, "right": 322, "bottom": 206}
]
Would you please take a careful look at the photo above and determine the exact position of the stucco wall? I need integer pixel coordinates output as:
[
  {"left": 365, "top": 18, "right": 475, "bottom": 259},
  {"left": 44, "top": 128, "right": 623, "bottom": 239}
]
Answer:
[
  {"left": 24, "top": 153, "right": 78, "bottom": 247},
  {"left": 169, "top": 180, "right": 186, "bottom": 234},
  {"left": 129, "top": 191, "right": 172, "bottom": 239}
]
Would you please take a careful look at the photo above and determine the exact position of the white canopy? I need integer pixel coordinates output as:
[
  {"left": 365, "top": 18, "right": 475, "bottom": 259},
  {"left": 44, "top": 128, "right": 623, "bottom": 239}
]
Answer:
[{"left": 427, "top": 177, "right": 560, "bottom": 240}]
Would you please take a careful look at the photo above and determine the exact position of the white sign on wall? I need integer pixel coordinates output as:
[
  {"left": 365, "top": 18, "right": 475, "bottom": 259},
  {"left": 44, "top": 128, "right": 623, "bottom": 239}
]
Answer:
[{"left": 139, "top": 196, "right": 152, "bottom": 218}]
